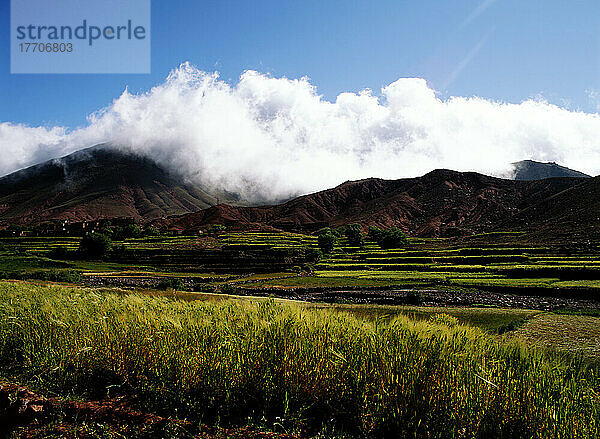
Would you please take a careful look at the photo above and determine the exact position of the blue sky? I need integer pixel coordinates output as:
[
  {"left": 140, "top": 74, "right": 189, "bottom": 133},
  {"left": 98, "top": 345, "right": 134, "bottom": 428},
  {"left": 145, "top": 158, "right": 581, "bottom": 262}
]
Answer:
[{"left": 1, "top": 0, "right": 599, "bottom": 128}]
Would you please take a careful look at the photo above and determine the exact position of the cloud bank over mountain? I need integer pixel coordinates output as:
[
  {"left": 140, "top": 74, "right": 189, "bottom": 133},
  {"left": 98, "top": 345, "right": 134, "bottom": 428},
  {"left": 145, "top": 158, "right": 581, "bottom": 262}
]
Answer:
[{"left": 1, "top": 62, "right": 599, "bottom": 201}]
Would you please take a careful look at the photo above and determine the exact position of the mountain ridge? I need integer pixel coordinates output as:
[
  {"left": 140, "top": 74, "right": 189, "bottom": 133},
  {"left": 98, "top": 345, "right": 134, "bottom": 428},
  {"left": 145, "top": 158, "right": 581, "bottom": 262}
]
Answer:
[
  {"left": 0, "top": 146, "right": 595, "bottom": 239},
  {"left": 512, "top": 160, "right": 591, "bottom": 180},
  {"left": 153, "top": 169, "right": 588, "bottom": 237}
]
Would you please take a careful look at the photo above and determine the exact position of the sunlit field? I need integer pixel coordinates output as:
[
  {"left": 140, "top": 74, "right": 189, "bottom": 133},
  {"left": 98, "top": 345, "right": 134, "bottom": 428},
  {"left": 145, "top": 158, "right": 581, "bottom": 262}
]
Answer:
[
  {"left": 1, "top": 230, "right": 600, "bottom": 437},
  {"left": 1, "top": 282, "right": 599, "bottom": 438}
]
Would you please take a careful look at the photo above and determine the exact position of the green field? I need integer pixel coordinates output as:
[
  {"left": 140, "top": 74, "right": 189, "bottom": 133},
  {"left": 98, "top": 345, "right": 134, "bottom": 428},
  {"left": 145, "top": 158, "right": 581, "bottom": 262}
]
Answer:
[
  {"left": 2, "top": 231, "right": 600, "bottom": 296},
  {"left": 1, "top": 282, "right": 599, "bottom": 438},
  {"left": 1, "top": 231, "right": 600, "bottom": 437}
]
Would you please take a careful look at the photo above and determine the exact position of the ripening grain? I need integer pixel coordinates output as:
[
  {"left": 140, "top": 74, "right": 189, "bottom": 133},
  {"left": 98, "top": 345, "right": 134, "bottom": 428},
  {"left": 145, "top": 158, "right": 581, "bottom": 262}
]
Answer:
[{"left": 0, "top": 282, "right": 598, "bottom": 438}]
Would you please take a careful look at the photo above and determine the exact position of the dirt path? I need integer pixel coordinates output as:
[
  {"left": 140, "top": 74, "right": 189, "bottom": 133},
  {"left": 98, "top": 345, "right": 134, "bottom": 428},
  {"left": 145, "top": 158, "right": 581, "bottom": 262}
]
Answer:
[{"left": 234, "top": 286, "right": 600, "bottom": 311}]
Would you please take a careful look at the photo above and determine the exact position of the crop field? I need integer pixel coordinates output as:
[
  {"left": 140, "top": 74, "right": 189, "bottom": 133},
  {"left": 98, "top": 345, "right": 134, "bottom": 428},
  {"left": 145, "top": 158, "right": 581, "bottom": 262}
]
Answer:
[
  {"left": 1, "top": 282, "right": 599, "bottom": 438},
  {"left": 1, "top": 231, "right": 600, "bottom": 437},
  {"left": 2, "top": 232, "right": 600, "bottom": 295},
  {"left": 511, "top": 313, "right": 600, "bottom": 360}
]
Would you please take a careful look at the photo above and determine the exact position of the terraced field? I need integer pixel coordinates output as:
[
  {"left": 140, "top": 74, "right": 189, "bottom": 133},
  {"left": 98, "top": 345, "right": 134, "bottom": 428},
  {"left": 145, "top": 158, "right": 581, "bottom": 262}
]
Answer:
[
  {"left": 2, "top": 230, "right": 597, "bottom": 364},
  {"left": 1, "top": 282, "right": 599, "bottom": 438},
  {"left": 221, "top": 234, "right": 600, "bottom": 298},
  {"left": 2, "top": 232, "right": 600, "bottom": 300}
]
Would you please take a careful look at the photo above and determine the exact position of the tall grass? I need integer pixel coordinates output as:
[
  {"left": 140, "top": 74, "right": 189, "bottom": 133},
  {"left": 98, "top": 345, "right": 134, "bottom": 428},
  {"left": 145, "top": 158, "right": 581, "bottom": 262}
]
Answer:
[{"left": 0, "top": 282, "right": 598, "bottom": 438}]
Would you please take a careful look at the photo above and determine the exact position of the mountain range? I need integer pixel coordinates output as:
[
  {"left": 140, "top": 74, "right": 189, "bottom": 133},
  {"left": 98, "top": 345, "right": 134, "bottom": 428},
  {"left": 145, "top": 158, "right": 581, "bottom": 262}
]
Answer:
[
  {"left": 152, "top": 170, "right": 587, "bottom": 237},
  {"left": 0, "top": 144, "right": 596, "bottom": 239}
]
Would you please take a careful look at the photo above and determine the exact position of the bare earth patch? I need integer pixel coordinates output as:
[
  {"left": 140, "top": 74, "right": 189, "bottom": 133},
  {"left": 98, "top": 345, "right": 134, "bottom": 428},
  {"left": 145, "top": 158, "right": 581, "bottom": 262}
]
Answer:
[{"left": 0, "top": 380, "right": 299, "bottom": 439}]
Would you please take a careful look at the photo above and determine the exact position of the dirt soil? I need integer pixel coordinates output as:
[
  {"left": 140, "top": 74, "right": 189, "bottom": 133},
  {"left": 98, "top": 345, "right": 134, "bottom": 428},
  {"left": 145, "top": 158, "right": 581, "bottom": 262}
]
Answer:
[
  {"left": 0, "top": 380, "right": 299, "bottom": 439},
  {"left": 234, "top": 286, "right": 600, "bottom": 311}
]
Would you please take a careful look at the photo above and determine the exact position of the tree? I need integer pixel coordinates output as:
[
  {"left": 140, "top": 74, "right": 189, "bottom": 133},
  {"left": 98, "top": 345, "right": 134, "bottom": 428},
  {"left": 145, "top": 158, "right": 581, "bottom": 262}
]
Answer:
[
  {"left": 157, "top": 277, "right": 184, "bottom": 290},
  {"left": 98, "top": 225, "right": 114, "bottom": 238},
  {"left": 144, "top": 226, "right": 160, "bottom": 237},
  {"left": 79, "top": 232, "right": 112, "bottom": 258},
  {"left": 367, "top": 226, "right": 408, "bottom": 249},
  {"left": 378, "top": 227, "right": 408, "bottom": 249},
  {"left": 125, "top": 224, "right": 143, "bottom": 238},
  {"left": 111, "top": 226, "right": 125, "bottom": 241},
  {"left": 368, "top": 226, "right": 385, "bottom": 243},
  {"left": 318, "top": 229, "right": 337, "bottom": 254},
  {"left": 344, "top": 223, "right": 364, "bottom": 247},
  {"left": 304, "top": 247, "right": 323, "bottom": 263},
  {"left": 332, "top": 226, "right": 345, "bottom": 238}
]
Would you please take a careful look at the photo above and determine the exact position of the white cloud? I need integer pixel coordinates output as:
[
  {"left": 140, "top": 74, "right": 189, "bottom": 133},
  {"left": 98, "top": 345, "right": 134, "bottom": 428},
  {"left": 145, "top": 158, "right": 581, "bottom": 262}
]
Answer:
[
  {"left": 1, "top": 62, "right": 599, "bottom": 202},
  {"left": 0, "top": 123, "right": 69, "bottom": 176}
]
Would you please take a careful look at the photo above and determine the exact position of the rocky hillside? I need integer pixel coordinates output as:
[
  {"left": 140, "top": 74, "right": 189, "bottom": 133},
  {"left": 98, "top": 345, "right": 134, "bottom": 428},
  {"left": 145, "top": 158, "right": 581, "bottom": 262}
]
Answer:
[
  {"left": 154, "top": 170, "right": 586, "bottom": 237},
  {"left": 0, "top": 145, "right": 240, "bottom": 225}
]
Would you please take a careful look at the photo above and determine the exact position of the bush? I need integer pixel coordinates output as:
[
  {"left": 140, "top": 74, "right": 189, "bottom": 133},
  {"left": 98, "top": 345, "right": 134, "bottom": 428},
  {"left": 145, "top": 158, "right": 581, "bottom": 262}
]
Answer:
[
  {"left": 144, "top": 226, "right": 160, "bottom": 237},
  {"left": 332, "top": 226, "right": 345, "bottom": 238},
  {"left": 220, "top": 283, "right": 238, "bottom": 295},
  {"left": 125, "top": 224, "right": 143, "bottom": 238},
  {"left": 368, "top": 226, "right": 385, "bottom": 242},
  {"left": 98, "top": 227, "right": 114, "bottom": 238},
  {"left": 318, "top": 229, "right": 337, "bottom": 254},
  {"left": 304, "top": 247, "right": 323, "bottom": 263},
  {"left": 344, "top": 223, "right": 364, "bottom": 247},
  {"left": 157, "top": 278, "right": 185, "bottom": 290},
  {"left": 377, "top": 227, "right": 408, "bottom": 248},
  {"left": 111, "top": 226, "right": 125, "bottom": 241},
  {"left": 206, "top": 224, "right": 227, "bottom": 236},
  {"left": 198, "top": 284, "right": 217, "bottom": 294},
  {"left": 79, "top": 233, "right": 112, "bottom": 259},
  {"left": 111, "top": 224, "right": 144, "bottom": 240},
  {"left": 47, "top": 247, "right": 70, "bottom": 260},
  {"left": 44, "top": 268, "right": 83, "bottom": 283}
]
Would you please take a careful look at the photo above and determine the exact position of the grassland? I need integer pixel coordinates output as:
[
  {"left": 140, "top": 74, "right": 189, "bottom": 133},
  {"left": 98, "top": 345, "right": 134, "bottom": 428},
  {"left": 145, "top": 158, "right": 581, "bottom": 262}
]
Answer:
[
  {"left": 1, "top": 282, "right": 599, "bottom": 438},
  {"left": 323, "top": 304, "right": 538, "bottom": 334}
]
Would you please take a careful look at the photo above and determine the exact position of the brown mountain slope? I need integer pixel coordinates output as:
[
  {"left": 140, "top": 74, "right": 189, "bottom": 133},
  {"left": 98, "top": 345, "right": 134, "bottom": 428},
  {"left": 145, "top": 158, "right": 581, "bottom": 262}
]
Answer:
[
  {"left": 155, "top": 170, "right": 586, "bottom": 237},
  {"left": 512, "top": 160, "right": 591, "bottom": 180},
  {"left": 499, "top": 176, "right": 600, "bottom": 241},
  {"left": 0, "top": 145, "right": 240, "bottom": 225}
]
